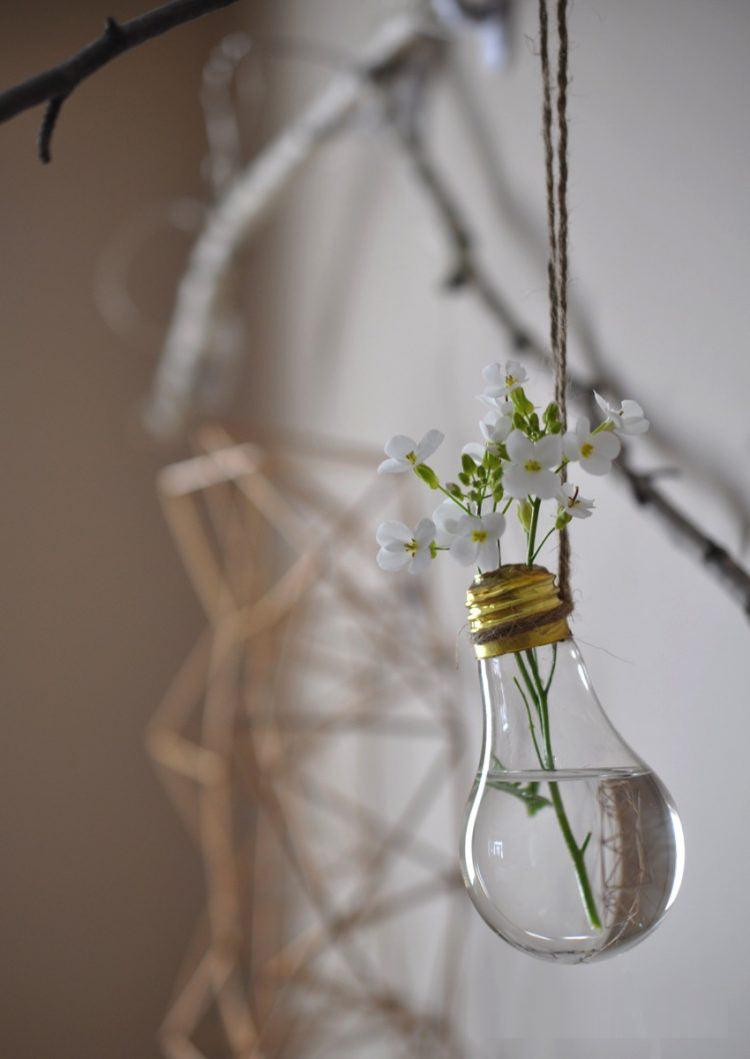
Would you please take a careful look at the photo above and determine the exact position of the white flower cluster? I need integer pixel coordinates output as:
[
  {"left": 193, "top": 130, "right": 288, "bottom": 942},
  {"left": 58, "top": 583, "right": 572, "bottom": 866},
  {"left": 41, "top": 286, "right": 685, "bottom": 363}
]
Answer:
[{"left": 376, "top": 361, "right": 649, "bottom": 574}]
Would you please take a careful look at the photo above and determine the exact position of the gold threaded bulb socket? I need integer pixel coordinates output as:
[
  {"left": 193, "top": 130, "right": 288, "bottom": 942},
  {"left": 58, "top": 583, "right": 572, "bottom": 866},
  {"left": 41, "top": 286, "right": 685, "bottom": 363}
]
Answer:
[{"left": 466, "top": 564, "right": 572, "bottom": 659}]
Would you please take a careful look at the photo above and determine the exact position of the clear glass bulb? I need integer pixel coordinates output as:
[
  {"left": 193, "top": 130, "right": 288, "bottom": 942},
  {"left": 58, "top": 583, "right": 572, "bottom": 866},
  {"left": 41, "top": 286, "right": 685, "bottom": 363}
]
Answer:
[{"left": 460, "top": 637, "right": 685, "bottom": 963}]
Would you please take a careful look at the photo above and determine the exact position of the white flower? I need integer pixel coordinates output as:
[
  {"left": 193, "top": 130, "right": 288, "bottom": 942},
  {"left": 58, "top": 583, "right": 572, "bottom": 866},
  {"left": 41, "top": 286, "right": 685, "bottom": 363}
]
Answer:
[
  {"left": 449, "top": 512, "right": 506, "bottom": 570},
  {"left": 478, "top": 392, "right": 515, "bottom": 416},
  {"left": 502, "top": 430, "right": 562, "bottom": 499},
  {"left": 377, "top": 430, "right": 444, "bottom": 474},
  {"left": 481, "top": 360, "right": 528, "bottom": 399},
  {"left": 376, "top": 519, "right": 436, "bottom": 574},
  {"left": 461, "top": 442, "right": 485, "bottom": 463},
  {"left": 433, "top": 499, "right": 464, "bottom": 545},
  {"left": 557, "top": 483, "right": 595, "bottom": 520},
  {"left": 594, "top": 392, "right": 650, "bottom": 436},
  {"left": 563, "top": 417, "right": 621, "bottom": 476},
  {"left": 480, "top": 409, "right": 513, "bottom": 445}
]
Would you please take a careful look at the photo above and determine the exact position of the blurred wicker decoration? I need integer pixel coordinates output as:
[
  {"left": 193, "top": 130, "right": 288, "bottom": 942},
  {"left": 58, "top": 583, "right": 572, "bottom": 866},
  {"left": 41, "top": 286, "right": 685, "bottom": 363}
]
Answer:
[{"left": 148, "top": 425, "right": 470, "bottom": 1058}]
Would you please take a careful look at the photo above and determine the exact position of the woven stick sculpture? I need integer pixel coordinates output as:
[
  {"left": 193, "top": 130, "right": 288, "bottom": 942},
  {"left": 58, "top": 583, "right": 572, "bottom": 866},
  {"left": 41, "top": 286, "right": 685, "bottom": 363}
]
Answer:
[{"left": 148, "top": 425, "right": 471, "bottom": 1058}]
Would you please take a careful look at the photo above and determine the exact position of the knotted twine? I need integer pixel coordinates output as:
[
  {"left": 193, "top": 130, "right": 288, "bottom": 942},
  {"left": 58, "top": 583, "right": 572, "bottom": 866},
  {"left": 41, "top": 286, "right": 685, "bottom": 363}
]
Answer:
[
  {"left": 539, "top": 0, "right": 572, "bottom": 609},
  {"left": 465, "top": 0, "right": 575, "bottom": 659}
]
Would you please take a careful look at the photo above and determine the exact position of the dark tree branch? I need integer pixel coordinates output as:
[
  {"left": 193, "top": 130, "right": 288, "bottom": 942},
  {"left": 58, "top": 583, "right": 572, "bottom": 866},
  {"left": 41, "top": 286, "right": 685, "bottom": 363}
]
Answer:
[
  {"left": 0, "top": 0, "right": 240, "bottom": 163},
  {"left": 396, "top": 125, "right": 750, "bottom": 619}
]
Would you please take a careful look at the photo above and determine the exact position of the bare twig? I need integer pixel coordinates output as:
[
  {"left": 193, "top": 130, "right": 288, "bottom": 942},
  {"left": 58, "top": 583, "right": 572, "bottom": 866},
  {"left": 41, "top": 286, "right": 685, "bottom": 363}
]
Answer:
[
  {"left": 0, "top": 0, "right": 240, "bottom": 162},
  {"left": 396, "top": 127, "right": 750, "bottom": 618},
  {"left": 145, "top": 15, "right": 441, "bottom": 437}
]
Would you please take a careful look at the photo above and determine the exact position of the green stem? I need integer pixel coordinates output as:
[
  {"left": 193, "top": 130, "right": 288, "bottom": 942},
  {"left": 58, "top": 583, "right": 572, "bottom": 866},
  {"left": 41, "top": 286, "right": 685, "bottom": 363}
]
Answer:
[
  {"left": 513, "top": 676, "right": 545, "bottom": 766},
  {"left": 531, "top": 527, "right": 556, "bottom": 563},
  {"left": 526, "top": 498, "right": 541, "bottom": 565},
  {"left": 544, "top": 643, "right": 558, "bottom": 696},
  {"left": 515, "top": 648, "right": 603, "bottom": 932},
  {"left": 547, "top": 781, "right": 602, "bottom": 930}
]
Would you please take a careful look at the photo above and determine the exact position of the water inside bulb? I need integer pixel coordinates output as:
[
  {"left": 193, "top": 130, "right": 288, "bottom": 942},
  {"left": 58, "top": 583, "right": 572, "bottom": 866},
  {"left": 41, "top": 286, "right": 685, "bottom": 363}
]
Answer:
[{"left": 460, "top": 639, "right": 684, "bottom": 963}]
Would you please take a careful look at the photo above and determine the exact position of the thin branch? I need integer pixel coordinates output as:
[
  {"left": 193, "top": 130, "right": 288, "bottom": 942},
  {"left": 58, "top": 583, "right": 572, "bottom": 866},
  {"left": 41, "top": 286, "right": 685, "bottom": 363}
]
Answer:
[
  {"left": 145, "top": 15, "right": 440, "bottom": 437},
  {"left": 0, "top": 0, "right": 240, "bottom": 162},
  {"left": 396, "top": 127, "right": 750, "bottom": 619}
]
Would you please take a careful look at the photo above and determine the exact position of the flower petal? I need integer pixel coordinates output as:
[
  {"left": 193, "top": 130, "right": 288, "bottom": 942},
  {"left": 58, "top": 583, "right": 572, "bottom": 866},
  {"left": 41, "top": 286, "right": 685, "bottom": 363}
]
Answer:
[
  {"left": 482, "top": 362, "right": 504, "bottom": 386},
  {"left": 416, "top": 429, "right": 444, "bottom": 462},
  {"left": 530, "top": 469, "right": 561, "bottom": 500},
  {"left": 506, "top": 360, "right": 527, "bottom": 382},
  {"left": 481, "top": 412, "right": 512, "bottom": 443},
  {"left": 562, "top": 433, "right": 581, "bottom": 462},
  {"left": 505, "top": 429, "right": 532, "bottom": 463},
  {"left": 502, "top": 465, "right": 533, "bottom": 499},
  {"left": 384, "top": 435, "right": 416, "bottom": 460},
  {"left": 414, "top": 518, "right": 437, "bottom": 546},
  {"left": 593, "top": 432, "right": 621, "bottom": 460},
  {"left": 619, "top": 418, "right": 649, "bottom": 435},
  {"left": 449, "top": 535, "right": 478, "bottom": 566},
  {"left": 580, "top": 454, "right": 612, "bottom": 476},
  {"left": 378, "top": 457, "right": 408, "bottom": 475},
  {"left": 481, "top": 512, "right": 506, "bottom": 539},
  {"left": 534, "top": 434, "right": 562, "bottom": 469},
  {"left": 593, "top": 390, "right": 610, "bottom": 417},
  {"left": 477, "top": 537, "right": 501, "bottom": 572},
  {"left": 376, "top": 521, "right": 411, "bottom": 546},
  {"left": 462, "top": 442, "right": 486, "bottom": 462},
  {"left": 409, "top": 547, "right": 432, "bottom": 574},
  {"left": 433, "top": 500, "right": 462, "bottom": 537},
  {"left": 377, "top": 547, "right": 410, "bottom": 571},
  {"left": 574, "top": 416, "right": 591, "bottom": 438},
  {"left": 455, "top": 513, "right": 478, "bottom": 535}
]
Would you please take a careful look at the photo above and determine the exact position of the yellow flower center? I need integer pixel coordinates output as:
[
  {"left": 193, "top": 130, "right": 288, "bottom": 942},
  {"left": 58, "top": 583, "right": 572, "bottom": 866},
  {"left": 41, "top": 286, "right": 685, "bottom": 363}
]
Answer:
[
  {"left": 405, "top": 539, "right": 418, "bottom": 555},
  {"left": 580, "top": 442, "right": 594, "bottom": 458},
  {"left": 524, "top": 459, "right": 542, "bottom": 473},
  {"left": 506, "top": 374, "right": 516, "bottom": 387},
  {"left": 406, "top": 451, "right": 417, "bottom": 464},
  {"left": 471, "top": 529, "right": 488, "bottom": 543}
]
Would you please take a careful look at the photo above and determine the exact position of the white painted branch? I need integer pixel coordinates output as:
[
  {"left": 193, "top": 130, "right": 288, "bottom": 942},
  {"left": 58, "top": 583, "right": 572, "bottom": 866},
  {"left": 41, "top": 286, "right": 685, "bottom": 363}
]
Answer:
[{"left": 145, "top": 14, "right": 438, "bottom": 438}]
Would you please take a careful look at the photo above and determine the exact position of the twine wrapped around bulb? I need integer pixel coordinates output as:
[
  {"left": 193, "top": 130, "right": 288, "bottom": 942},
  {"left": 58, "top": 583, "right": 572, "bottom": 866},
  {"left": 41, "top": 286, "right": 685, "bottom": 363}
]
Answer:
[{"left": 466, "top": 564, "right": 572, "bottom": 659}]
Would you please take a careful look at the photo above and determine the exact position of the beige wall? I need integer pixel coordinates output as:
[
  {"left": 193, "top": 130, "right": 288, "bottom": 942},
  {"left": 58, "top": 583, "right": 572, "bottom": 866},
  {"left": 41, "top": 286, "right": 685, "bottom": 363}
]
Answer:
[{"left": 0, "top": 4, "right": 242, "bottom": 1057}]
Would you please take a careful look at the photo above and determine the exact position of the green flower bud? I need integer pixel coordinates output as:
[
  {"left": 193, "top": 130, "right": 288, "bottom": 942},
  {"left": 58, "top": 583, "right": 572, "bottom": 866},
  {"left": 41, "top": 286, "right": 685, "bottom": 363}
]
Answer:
[
  {"left": 543, "top": 401, "right": 560, "bottom": 425},
  {"left": 446, "top": 482, "right": 463, "bottom": 498},
  {"left": 461, "top": 453, "right": 477, "bottom": 474},
  {"left": 458, "top": 471, "right": 470, "bottom": 486},
  {"left": 511, "top": 387, "right": 534, "bottom": 416},
  {"left": 414, "top": 463, "right": 440, "bottom": 489},
  {"left": 517, "top": 499, "right": 533, "bottom": 532},
  {"left": 555, "top": 511, "right": 572, "bottom": 529}
]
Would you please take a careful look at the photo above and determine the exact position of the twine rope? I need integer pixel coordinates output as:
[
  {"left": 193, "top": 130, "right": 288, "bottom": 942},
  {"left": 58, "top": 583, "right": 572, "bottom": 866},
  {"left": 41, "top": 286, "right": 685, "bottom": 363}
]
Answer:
[{"left": 539, "top": 0, "right": 572, "bottom": 607}]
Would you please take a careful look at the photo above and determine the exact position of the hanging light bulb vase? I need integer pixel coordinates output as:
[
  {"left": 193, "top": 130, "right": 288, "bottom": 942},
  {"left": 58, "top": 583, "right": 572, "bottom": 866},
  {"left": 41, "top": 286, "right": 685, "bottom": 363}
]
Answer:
[{"left": 460, "top": 564, "right": 684, "bottom": 962}]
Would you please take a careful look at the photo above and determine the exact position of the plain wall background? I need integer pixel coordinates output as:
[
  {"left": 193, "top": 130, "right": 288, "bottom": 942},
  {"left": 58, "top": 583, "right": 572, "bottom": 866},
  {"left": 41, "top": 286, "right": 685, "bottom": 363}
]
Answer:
[
  {"left": 1, "top": 1, "right": 749, "bottom": 1057},
  {"left": 0, "top": 3, "right": 244, "bottom": 1057}
]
